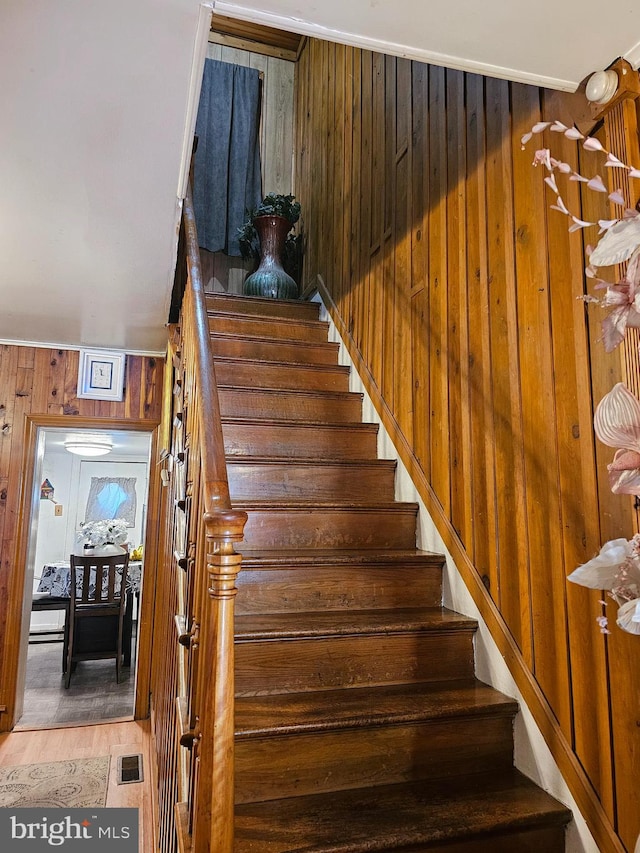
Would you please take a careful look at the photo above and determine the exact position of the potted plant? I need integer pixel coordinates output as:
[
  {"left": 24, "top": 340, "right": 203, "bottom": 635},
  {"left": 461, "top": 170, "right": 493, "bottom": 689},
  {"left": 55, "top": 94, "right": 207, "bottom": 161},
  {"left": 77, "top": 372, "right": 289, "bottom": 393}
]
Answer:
[{"left": 238, "top": 193, "right": 303, "bottom": 299}]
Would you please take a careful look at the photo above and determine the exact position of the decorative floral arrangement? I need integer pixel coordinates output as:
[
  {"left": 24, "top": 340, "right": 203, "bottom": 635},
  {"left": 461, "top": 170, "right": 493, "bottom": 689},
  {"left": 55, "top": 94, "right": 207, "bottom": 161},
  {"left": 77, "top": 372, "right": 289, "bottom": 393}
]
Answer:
[
  {"left": 523, "top": 121, "right": 640, "bottom": 352},
  {"left": 523, "top": 120, "right": 640, "bottom": 635},
  {"left": 76, "top": 518, "right": 128, "bottom": 548},
  {"left": 567, "top": 537, "right": 640, "bottom": 635}
]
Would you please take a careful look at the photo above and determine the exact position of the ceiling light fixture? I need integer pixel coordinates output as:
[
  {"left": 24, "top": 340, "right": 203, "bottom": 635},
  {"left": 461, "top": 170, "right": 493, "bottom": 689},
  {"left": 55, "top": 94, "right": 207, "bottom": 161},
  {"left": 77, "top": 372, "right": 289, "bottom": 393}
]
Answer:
[{"left": 64, "top": 434, "right": 113, "bottom": 457}]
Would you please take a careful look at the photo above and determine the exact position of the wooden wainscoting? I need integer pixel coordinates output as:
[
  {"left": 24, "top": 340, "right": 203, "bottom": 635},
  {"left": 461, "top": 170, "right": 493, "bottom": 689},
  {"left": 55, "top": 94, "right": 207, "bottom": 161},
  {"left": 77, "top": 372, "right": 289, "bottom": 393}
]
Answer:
[
  {"left": 0, "top": 346, "right": 164, "bottom": 731},
  {"left": 295, "top": 38, "right": 639, "bottom": 852}
]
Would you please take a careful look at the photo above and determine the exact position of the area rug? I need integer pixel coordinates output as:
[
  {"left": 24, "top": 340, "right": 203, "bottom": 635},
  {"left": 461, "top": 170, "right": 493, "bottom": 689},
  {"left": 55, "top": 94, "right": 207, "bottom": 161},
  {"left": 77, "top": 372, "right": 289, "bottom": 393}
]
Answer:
[{"left": 0, "top": 756, "right": 110, "bottom": 808}]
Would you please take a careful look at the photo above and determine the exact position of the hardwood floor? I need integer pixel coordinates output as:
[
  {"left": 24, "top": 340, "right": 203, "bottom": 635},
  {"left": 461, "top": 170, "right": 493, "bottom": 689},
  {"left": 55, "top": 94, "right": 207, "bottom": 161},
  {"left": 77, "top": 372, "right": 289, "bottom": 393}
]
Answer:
[{"left": 0, "top": 719, "right": 155, "bottom": 850}]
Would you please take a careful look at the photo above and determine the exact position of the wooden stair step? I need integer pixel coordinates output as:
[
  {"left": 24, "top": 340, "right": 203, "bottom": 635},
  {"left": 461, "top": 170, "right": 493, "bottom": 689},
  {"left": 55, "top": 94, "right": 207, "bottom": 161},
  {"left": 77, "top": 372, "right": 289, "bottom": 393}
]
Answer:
[
  {"left": 214, "top": 358, "right": 350, "bottom": 392},
  {"left": 207, "top": 292, "right": 320, "bottom": 322},
  {"left": 235, "top": 607, "right": 476, "bottom": 641},
  {"left": 237, "top": 502, "right": 419, "bottom": 550},
  {"left": 235, "top": 679, "right": 518, "bottom": 736},
  {"left": 218, "top": 386, "right": 364, "bottom": 422},
  {"left": 235, "top": 608, "right": 476, "bottom": 694},
  {"left": 227, "top": 458, "right": 397, "bottom": 502},
  {"left": 236, "top": 549, "right": 444, "bottom": 614},
  {"left": 234, "top": 770, "right": 571, "bottom": 852},
  {"left": 222, "top": 419, "right": 379, "bottom": 460},
  {"left": 237, "top": 548, "right": 445, "bottom": 568},
  {"left": 212, "top": 333, "right": 340, "bottom": 365},
  {"left": 210, "top": 312, "right": 329, "bottom": 344},
  {"left": 235, "top": 681, "right": 517, "bottom": 803}
]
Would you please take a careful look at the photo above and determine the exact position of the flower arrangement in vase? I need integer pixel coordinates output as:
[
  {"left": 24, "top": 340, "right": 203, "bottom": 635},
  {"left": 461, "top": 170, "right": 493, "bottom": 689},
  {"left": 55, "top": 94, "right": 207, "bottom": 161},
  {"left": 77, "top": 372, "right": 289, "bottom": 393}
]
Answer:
[
  {"left": 238, "top": 193, "right": 303, "bottom": 299},
  {"left": 75, "top": 518, "right": 129, "bottom": 556}
]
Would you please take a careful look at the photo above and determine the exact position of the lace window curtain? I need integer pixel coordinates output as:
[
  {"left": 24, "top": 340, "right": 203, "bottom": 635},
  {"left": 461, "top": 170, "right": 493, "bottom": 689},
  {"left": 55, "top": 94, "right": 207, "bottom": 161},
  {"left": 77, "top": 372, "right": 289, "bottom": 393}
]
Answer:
[
  {"left": 85, "top": 477, "right": 137, "bottom": 526},
  {"left": 192, "top": 58, "right": 263, "bottom": 256}
]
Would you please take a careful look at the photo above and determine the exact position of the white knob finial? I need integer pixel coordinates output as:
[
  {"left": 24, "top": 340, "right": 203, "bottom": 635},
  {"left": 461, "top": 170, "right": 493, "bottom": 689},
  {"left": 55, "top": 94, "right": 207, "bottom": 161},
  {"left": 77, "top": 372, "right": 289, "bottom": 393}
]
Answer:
[{"left": 586, "top": 69, "right": 618, "bottom": 105}]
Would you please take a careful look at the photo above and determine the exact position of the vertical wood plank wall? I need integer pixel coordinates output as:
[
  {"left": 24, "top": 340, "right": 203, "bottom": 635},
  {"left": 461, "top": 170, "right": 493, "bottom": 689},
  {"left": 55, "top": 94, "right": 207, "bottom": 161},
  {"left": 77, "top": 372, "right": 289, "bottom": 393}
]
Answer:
[
  {"left": 0, "top": 344, "right": 164, "bottom": 727},
  {"left": 295, "top": 39, "right": 639, "bottom": 851},
  {"left": 200, "top": 44, "right": 295, "bottom": 295}
]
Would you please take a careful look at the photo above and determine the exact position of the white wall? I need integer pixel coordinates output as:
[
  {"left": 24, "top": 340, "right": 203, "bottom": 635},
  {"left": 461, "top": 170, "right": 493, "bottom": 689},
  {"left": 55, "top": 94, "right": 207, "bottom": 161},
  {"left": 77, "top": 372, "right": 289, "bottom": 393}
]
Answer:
[{"left": 0, "top": 0, "right": 208, "bottom": 352}]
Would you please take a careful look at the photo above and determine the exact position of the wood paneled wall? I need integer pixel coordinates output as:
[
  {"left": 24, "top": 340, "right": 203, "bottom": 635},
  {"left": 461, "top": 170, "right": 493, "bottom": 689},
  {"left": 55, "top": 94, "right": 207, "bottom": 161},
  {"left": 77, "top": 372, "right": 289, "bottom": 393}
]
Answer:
[
  {"left": 0, "top": 344, "right": 164, "bottom": 728},
  {"left": 201, "top": 43, "right": 295, "bottom": 296},
  {"left": 295, "top": 39, "right": 639, "bottom": 852}
]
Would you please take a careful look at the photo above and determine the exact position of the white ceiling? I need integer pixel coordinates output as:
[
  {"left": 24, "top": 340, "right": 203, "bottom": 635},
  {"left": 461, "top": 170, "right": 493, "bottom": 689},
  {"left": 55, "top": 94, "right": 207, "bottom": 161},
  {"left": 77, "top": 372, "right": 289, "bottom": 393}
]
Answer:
[
  {"left": 44, "top": 428, "right": 152, "bottom": 460},
  {"left": 218, "top": 1, "right": 640, "bottom": 92},
  {"left": 2, "top": 0, "right": 640, "bottom": 356}
]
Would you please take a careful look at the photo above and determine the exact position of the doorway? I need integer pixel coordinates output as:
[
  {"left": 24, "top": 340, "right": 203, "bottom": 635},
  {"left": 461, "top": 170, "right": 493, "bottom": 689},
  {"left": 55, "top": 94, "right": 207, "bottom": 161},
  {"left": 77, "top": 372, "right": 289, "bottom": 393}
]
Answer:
[{"left": 15, "top": 426, "right": 153, "bottom": 730}]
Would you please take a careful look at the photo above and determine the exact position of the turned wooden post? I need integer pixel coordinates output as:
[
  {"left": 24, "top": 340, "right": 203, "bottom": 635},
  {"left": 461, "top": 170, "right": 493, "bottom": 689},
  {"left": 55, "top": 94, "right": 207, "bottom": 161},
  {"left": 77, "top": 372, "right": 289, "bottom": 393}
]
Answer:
[{"left": 193, "top": 508, "right": 246, "bottom": 853}]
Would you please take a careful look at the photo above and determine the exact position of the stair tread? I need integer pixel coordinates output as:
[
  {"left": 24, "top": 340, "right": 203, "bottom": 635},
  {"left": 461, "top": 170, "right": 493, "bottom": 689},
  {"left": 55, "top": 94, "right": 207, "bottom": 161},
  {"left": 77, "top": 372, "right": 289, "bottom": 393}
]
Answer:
[
  {"left": 222, "top": 417, "right": 376, "bottom": 430},
  {"left": 219, "top": 385, "right": 362, "bottom": 402},
  {"left": 215, "top": 356, "right": 349, "bottom": 374},
  {"left": 212, "top": 331, "right": 339, "bottom": 352},
  {"left": 234, "top": 769, "right": 571, "bottom": 852},
  {"left": 236, "top": 679, "right": 518, "bottom": 736},
  {"left": 237, "top": 548, "right": 444, "bottom": 567},
  {"left": 233, "top": 500, "right": 418, "bottom": 510},
  {"left": 235, "top": 607, "right": 476, "bottom": 640},
  {"left": 228, "top": 457, "right": 396, "bottom": 468},
  {"left": 207, "top": 293, "right": 319, "bottom": 316}
]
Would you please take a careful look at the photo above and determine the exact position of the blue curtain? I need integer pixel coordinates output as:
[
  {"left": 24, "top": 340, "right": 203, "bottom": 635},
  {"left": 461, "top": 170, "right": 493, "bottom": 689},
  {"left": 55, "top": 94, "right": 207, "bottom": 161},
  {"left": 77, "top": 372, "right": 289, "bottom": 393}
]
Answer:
[{"left": 193, "top": 59, "right": 263, "bottom": 256}]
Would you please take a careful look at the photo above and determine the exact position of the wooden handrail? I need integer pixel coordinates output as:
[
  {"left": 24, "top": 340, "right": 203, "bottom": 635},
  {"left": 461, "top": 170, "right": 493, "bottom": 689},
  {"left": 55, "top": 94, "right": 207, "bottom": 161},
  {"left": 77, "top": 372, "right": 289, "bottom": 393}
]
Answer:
[
  {"left": 176, "top": 183, "right": 247, "bottom": 853},
  {"left": 182, "top": 186, "right": 235, "bottom": 513}
]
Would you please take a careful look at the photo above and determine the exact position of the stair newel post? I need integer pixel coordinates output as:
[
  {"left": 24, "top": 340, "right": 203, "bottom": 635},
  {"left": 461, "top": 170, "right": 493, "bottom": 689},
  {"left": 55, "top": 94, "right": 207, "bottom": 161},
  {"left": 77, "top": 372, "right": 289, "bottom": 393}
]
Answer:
[{"left": 195, "top": 507, "right": 247, "bottom": 853}]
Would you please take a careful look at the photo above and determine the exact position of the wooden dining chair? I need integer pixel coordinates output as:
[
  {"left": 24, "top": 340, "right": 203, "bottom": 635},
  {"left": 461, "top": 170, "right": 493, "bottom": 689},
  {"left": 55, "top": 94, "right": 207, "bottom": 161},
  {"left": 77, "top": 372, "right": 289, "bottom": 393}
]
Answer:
[
  {"left": 65, "top": 553, "right": 129, "bottom": 689},
  {"left": 30, "top": 594, "right": 71, "bottom": 672}
]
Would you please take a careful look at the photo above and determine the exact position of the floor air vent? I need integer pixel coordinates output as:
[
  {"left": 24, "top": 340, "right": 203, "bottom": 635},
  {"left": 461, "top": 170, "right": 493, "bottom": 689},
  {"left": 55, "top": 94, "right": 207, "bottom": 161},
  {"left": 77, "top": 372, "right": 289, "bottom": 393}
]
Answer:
[{"left": 116, "top": 754, "right": 143, "bottom": 784}]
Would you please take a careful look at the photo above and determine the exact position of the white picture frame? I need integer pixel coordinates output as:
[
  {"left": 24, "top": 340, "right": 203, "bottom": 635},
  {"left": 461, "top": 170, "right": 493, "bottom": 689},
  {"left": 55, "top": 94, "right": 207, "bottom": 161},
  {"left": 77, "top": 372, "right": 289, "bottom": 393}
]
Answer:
[{"left": 77, "top": 349, "right": 126, "bottom": 401}]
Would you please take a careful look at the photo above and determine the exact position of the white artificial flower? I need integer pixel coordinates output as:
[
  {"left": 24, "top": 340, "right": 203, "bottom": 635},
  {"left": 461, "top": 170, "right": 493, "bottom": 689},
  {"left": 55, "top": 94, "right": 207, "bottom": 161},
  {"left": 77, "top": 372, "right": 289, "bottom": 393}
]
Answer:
[
  {"left": 616, "top": 598, "right": 640, "bottom": 635},
  {"left": 567, "top": 539, "right": 633, "bottom": 589}
]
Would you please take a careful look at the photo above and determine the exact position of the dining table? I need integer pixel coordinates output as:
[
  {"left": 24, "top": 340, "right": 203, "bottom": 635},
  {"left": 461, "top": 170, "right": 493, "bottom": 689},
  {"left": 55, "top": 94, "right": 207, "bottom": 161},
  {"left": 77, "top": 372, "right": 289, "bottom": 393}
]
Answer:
[{"left": 36, "top": 560, "right": 142, "bottom": 668}]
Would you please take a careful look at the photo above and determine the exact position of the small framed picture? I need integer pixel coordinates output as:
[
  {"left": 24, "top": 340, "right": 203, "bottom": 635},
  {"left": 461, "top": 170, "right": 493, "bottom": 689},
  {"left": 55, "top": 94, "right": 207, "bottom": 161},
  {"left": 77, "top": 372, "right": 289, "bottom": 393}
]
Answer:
[{"left": 77, "top": 349, "right": 126, "bottom": 401}]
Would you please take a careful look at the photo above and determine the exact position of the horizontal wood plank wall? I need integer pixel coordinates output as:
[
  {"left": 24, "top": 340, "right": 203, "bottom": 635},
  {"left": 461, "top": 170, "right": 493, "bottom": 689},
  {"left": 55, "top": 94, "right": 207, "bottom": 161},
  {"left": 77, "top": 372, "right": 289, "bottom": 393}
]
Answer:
[
  {"left": 295, "top": 40, "right": 638, "bottom": 852},
  {"left": 0, "top": 344, "right": 164, "bottom": 729},
  {"left": 201, "top": 43, "right": 295, "bottom": 296}
]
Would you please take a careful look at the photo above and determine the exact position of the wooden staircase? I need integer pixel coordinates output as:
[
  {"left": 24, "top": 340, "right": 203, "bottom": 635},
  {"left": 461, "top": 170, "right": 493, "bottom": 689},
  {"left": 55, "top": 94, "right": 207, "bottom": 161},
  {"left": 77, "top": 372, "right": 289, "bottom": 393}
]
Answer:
[{"left": 207, "top": 293, "right": 571, "bottom": 853}]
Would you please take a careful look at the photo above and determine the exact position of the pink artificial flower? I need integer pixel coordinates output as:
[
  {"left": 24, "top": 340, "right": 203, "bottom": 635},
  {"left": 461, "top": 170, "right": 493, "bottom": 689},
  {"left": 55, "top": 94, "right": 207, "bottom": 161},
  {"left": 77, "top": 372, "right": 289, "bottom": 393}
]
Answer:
[
  {"left": 594, "top": 383, "right": 640, "bottom": 494},
  {"left": 532, "top": 148, "right": 552, "bottom": 169},
  {"left": 598, "top": 250, "right": 640, "bottom": 352}
]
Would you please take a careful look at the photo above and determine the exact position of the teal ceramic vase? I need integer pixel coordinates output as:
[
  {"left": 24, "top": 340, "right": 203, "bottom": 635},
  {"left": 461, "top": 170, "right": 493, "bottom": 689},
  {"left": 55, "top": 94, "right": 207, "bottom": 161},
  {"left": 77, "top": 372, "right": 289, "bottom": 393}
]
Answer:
[{"left": 243, "top": 215, "right": 298, "bottom": 299}]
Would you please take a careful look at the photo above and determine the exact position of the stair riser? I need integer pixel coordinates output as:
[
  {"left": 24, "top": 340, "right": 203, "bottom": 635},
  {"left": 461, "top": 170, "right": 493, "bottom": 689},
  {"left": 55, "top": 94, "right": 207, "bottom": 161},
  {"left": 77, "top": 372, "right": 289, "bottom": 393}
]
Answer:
[
  {"left": 223, "top": 423, "right": 378, "bottom": 460},
  {"left": 212, "top": 335, "right": 339, "bottom": 366},
  {"left": 218, "top": 388, "right": 363, "bottom": 422},
  {"left": 210, "top": 315, "right": 329, "bottom": 344},
  {"left": 215, "top": 361, "right": 350, "bottom": 392},
  {"left": 236, "top": 566, "right": 442, "bottom": 615},
  {"left": 228, "top": 462, "right": 396, "bottom": 502},
  {"left": 240, "top": 508, "right": 417, "bottom": 550},
  {"left": 236, "top": 716, "right": 514, "bottom": 803},
  {"left": 235, "top": 632, "right": 475, "bottom": 695},
  {"left": 207, "top": 294, "right": 320, "bottom": 322}
]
